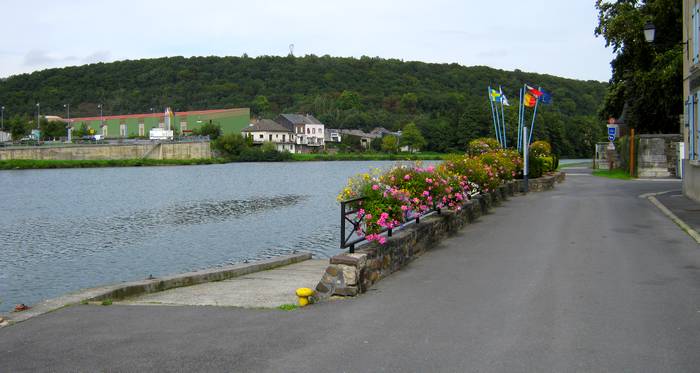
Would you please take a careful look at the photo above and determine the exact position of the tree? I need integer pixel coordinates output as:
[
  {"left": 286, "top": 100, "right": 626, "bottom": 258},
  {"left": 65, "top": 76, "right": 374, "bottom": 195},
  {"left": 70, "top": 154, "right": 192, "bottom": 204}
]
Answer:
[
  {"left": 6, "top": 114, "right": 30, "bottom": 140},
  {"left": 337, "top": 90, "right": 362, "bottom": 110},
  {"left": 381, "top": 135, "right": 399, "bottom": 153},
  {"left": 213, "top": 133, "right": 247, "bottom": 158},
  {"left": 251, "top": 95, "right": 270, "bottom": 115},
  {"left": 194, "top": 122, "right": 222, "bottom": 140},
  {"left": 594, "top": 0, "right": 681, "bottom": 133},
  {"left": 40, "top": 118, "right": 66, "bottom": 140},
  {"left": 400, "top": 122, "right": 426, "bottom": 152}
]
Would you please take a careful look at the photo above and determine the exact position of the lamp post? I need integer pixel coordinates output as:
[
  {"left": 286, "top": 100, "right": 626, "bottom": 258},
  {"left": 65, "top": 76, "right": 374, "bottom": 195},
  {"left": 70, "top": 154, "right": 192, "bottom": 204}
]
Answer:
[
  {"left": 643, "top": 21, "right": 656, "bottom": 43},
  {"left": 64, "top": 104, "right": 71, "bottom": 142},
  {"left": 36, "top": 103, "right": 40, "bottom": 129},
  {"left": 98, "top": 103, "right": 103, "bottom": 126},
  {"left": 1, "top": 106, "right": 4, "bottom": 131}
]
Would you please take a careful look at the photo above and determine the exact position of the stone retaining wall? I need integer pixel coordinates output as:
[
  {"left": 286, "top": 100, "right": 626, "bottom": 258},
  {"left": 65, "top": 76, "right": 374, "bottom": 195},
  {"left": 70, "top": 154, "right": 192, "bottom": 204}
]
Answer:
[
  {"left": 0, "top": 141, "right": 212, "bottom": 160},
  {"left": 314, "top": 175, "right": 562, "bottom": 300}
]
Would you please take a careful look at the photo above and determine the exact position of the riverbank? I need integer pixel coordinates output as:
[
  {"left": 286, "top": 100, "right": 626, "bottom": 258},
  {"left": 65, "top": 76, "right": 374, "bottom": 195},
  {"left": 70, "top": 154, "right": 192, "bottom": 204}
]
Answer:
[
  {"left": 290, "top": 152, "right": 451, "bottom": 161},
  {"left": 0, "top": 158, "right": 227, "bottom": 170},
  {"left": 0, "top": 153, "right": 450, "bottom": 170}
]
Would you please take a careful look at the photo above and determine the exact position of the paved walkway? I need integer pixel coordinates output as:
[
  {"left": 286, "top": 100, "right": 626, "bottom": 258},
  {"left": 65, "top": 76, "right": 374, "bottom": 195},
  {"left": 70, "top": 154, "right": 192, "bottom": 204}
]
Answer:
[
  {"left": 1, "top": 172, "right": 699, "bottom": 372},
  {"left": 655, "top": 190, "right": 700, "bottom": 234},
  {"left": 121, "top": 259, "right": 328, "bottom": 308}
]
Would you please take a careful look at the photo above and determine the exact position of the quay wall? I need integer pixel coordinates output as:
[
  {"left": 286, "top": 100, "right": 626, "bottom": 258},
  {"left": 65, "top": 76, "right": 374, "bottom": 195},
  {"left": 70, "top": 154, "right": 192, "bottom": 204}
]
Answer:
[{"left": 0, "top": 142, "right": 212, "bottom": 161}]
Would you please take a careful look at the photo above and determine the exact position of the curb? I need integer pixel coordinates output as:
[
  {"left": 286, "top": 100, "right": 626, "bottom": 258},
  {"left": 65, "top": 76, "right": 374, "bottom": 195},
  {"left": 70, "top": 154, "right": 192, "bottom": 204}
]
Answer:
[
  {"left": 643, "top": 194, "right": 700, "bottom": 244},
  {"left": 1, "top": 252, "right": 311, "bottom": 326}
]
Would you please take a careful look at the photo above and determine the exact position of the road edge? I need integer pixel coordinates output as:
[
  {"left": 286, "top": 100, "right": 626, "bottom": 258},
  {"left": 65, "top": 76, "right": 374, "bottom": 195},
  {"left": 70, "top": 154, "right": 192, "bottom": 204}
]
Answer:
[{"left": 642, "top": 192, "right": 700, "bottom": 244}]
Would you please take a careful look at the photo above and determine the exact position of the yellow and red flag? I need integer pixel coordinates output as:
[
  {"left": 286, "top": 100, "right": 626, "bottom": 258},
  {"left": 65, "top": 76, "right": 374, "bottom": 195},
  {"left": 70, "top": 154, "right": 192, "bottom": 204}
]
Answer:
[{"left": 524, "top": 92, "right": 538, "bottom": 107}]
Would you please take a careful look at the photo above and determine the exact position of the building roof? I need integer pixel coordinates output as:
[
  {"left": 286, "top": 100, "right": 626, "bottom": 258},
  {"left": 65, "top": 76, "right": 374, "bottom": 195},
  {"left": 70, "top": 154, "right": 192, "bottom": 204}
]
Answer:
[
  {"left": 70, "top": 108, "right": 248, "bottom": 122},
  {"left": 241, "top": 119, "right": 292, "bottom": 132},
  {"left": 279, "top": 113, "right": 322, "bottom": 125},
  {"left": 339, "top": 129, "right": 380, "bottom": 139}
]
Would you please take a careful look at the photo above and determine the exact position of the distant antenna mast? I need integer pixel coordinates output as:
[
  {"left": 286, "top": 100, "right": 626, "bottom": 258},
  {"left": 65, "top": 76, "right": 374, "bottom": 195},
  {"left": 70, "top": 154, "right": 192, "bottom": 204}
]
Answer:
[{"left": 289, "top": 44, "right": 295, "bottom": 57}]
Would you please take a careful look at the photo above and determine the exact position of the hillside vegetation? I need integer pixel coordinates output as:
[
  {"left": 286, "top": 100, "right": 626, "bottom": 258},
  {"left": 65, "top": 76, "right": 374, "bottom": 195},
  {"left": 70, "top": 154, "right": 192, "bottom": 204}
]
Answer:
[{"left": 0, "top": 55, "right": 608, "bottom": 157}]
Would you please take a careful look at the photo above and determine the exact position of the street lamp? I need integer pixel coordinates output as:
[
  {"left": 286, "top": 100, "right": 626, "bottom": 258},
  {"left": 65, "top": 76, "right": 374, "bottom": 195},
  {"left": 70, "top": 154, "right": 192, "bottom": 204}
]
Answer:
[
  {"left": 63, "top": 103, "right": 70, "bottom": 123},
  {"left": 36, "top": 103, "right": 40, "bottom": 129},
  {"left": 643, "top": 21, "right": 656, "bottom": 43},
  {"left": 1, "top": 106, "right": 4, "bottom": 131},
  {"left": 98, "top": 103, "right": 103, "bottom": 126}
]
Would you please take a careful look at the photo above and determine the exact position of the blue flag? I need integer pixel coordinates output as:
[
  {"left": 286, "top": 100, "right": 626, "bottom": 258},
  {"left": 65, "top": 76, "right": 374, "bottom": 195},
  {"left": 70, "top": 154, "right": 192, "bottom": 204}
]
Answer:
[{"left": 539, "top": 89, "right": 553, "bottom": 104}]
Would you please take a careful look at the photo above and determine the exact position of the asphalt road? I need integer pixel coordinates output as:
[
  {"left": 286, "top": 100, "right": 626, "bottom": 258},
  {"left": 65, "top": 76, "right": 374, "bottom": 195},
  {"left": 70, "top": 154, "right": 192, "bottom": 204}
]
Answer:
[{"left": 1, "top": 171, "right": 699, "bottom": 372}]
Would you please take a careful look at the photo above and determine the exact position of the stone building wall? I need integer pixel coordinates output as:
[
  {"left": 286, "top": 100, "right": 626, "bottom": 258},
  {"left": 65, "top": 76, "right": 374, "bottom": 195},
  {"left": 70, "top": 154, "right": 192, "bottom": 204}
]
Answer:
[{"left": 637, "top": 134, "right": 682, "bottom": 178}]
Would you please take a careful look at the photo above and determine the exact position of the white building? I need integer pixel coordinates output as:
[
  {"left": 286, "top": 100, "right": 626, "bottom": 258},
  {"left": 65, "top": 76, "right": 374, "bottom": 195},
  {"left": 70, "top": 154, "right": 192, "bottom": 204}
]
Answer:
[
  {"left": 275, "top": 114, "right": 325, "bottom": 152},
  {"left": 241, "top": 119, "right": 296, "bottom": 153}
]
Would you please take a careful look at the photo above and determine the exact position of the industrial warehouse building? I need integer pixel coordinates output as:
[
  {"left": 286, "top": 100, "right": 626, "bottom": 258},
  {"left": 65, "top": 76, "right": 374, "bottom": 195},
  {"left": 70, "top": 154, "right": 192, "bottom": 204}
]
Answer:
[{"left": 69, "top": 107, "right": 250, "bottom": 138}]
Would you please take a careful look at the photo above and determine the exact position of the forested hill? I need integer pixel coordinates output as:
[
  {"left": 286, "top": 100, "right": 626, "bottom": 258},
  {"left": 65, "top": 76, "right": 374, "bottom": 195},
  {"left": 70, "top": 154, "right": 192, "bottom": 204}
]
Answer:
[{"left": 0, "top": 55, "right": 608, "bottom": 157}]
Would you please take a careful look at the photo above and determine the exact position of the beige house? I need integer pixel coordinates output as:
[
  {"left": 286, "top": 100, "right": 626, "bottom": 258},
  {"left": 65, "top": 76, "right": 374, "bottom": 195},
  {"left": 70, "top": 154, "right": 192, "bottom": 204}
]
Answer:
[
  {"left": 241, "top": 119, "right": 296, "bottom": 153},
  {"left": 684, "top": 0, "right": 700, "bottom": 200}
]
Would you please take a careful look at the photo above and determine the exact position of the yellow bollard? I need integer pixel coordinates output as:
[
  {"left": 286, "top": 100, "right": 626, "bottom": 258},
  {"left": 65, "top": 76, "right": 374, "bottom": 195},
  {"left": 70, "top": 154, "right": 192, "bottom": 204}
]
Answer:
[{"left": 295, "top": 287, "right": 315, "bottom": 307}]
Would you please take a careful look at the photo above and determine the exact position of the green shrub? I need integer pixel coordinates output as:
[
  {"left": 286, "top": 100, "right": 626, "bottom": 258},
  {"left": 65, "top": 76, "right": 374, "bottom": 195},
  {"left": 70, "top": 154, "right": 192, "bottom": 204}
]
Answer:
[
  {"left": 540, "top": 156, "right": 555, "bottom": 172},
  {"left": 467, "top": 137, "right": 501, "bottom": 156},
  {"left": 527, "top": 155, "right": 545, "bottom": 178},
  {"left": 529, "top": 141, "right": 552, "bottom": 158}
]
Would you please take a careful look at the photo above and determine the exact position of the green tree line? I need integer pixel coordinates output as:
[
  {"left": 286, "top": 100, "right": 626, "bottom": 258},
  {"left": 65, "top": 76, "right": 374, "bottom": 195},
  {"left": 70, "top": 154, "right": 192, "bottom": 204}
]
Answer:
[{"left": 0, "top": 55, "right": 608, "bottom": 156}]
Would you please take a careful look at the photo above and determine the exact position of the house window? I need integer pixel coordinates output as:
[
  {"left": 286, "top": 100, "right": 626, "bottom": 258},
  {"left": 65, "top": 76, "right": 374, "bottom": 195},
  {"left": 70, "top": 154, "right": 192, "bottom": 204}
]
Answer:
[
  {"left": 282, "top": 134, "right": 286, "bottom": 142},
  {"left": 139, "top": 123, "right": 144, "bottom": 137},
  {"left": 269, "top": 134, "right": 272, "bottom": 141},
  {"left": 259, "top": 134, "right": 263, "bottom": 139},
  {"left": 691, "top": 4, "right": 700, "bottom": 64},
  {"left": 307, "top": 128, "right": 310, "bottom": 134},
  {"left": 312, "top": 128, "right": 316, "bottom": 134},
  {"left": 120, "top": 124, "right": 127, "bottom": 137},
  {"left": 319, "top": 128, "right": 323, "bottom": 134},
  {"left": 275, "top": 134, "right": 279, "bottom": 138},
  {"left": 180, "top": 121, "right": 187, "bottom": 132},
  {"left": 102, "top": 125, "right": 108, "bottom": 137}
]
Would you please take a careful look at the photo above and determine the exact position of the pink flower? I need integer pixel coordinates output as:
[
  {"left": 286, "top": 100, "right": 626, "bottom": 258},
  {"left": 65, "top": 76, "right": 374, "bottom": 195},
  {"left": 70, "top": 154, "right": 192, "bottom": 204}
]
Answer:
[
  {"left": 404, "top": 174, "right": 411, "bottom": 180},
  {"left": 422, "top": 190, "right": 430, "bottom": 197},
  {"left": 372, "top": 184, "right": 380, "bottom": 191},
  {"left": 378, "top": 236, "right": 387, "bottom": 245},
  {"left": 401, "top": 205, "right": 409, "bottom": 211}
]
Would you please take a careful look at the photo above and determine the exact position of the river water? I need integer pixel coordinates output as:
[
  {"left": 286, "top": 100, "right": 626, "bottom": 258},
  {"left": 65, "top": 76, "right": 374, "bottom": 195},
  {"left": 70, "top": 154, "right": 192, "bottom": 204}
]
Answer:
[{"left": 0, "top": 161, "right": 419, "bottom": 312}]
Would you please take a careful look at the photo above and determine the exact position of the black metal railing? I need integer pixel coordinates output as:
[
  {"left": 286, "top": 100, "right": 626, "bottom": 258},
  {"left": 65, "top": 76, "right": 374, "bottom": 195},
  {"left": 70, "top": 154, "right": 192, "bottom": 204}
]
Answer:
[
  {"left": 340, "top": 183, "right": 482, "bottom": 252},
  {"left": 340, "top": 197, "right": 442, "bottom": 253}
]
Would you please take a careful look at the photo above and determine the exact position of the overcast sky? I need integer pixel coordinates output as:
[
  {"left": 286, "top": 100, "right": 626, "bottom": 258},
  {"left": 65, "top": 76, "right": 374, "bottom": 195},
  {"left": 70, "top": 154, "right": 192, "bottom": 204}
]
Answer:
[{"left": 0, "top": 0, "right": 613, "bottom": 82}]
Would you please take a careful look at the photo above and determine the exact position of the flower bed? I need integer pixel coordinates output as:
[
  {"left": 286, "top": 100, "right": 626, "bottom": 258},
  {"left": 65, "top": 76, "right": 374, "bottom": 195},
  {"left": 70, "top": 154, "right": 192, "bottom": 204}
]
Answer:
[{"left": 338, "top": 145, "right": 523, "bottom": 245}]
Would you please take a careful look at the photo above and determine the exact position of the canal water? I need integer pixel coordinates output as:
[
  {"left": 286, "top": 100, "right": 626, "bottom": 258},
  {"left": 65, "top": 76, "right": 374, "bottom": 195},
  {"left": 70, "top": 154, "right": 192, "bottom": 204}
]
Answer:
[{"left": 0, "top": 161, "right": 422, "bottom": 312}]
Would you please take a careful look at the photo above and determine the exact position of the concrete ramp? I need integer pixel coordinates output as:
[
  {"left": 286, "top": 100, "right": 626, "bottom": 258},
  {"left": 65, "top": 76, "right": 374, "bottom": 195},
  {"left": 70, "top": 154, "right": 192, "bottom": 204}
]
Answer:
[{"left": 121, "top": 259, "right": 328, "bottom": 308}]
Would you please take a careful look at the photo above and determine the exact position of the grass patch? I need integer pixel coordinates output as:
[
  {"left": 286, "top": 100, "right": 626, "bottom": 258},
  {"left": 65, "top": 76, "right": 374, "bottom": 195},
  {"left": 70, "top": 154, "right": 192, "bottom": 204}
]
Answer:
[
  {"left": 290, "top": 152, "right": 451, "bottom": 162},
  {"left": 277, "top": 303, "right": 299, "bottom": 311},
  {"left": 0, "top": 158, "right": 227, "bottom": 170},
  {"left": 101, "top": 299, "right": 113, "bottom": 306},
  {"left": 592, "top": 169, "right": 632, "bottom": 180}
]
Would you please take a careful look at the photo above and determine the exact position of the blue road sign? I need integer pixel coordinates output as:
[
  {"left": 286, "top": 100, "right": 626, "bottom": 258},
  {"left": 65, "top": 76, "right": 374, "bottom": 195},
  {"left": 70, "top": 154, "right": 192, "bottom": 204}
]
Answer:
[
  {"left": 608, "top": 135, "right": 615, "bottom": 141},
  {"left": 608, "top": 127, "right": 616, "bottom": 136}
]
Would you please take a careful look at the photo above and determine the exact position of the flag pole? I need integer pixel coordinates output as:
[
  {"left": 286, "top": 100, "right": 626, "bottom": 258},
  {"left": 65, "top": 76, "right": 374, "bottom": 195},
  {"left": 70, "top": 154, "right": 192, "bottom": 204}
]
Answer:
[
  {"left": 528, "top": 91, "right": 540, "bottom": 146},
  {"left": 487, "top": 86, "right": 501, "bottom": 146},
  {"left": 499, "top": 86, "right": 507, "bottom": 148},
  {"left": 518, "top": 86, "right": 524, "bottom": 151}
]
